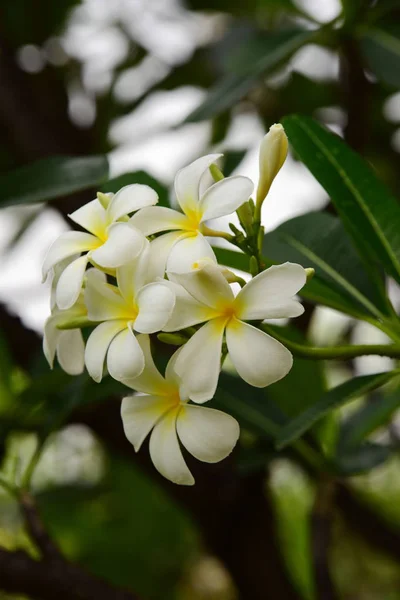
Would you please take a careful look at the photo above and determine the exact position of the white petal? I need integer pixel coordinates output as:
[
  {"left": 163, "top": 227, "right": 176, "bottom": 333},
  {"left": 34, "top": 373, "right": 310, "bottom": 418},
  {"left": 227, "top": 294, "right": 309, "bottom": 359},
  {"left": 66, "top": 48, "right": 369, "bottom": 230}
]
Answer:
[
  {"left": 236, "top": 262, "right": 306, "bottom": 320},
  {"left": 56, "top": 330, "right": 85, "bottom": 375},
  {"left": 90, "top": 222, "right": 145, "bottom": 268},
  {"left": 166, "top": 233, "right": 216, "bottom": 274},
  {"left": 199, "top": 176, "right": 254, "bottom": 222},
  {"left": 85, "top": 272, "right": 132, "bottom": 321},
  {"left": 43, "top": 316, "right": 61, "bottom": 368},
  {"left": 226, "top": 318, "right": 293, "bottom": 387},
  {"left": 107, "top": 327, "right": 144, "bottom": 381},
  {"left": 174, "top": 318, "right": 226, "bottom": 403},
  {"left": 55, "top": 255, "right": 88, "bottom": 310},
  {"left": 174, "top": 154, "right": 222, "bottom": 216},
  {"left": 149, "top": 408, "right": 194, "bottom": 485},
  {"left": 148, "top": 231, "right": 185, "bottom": 281},
  {"left": 121, "top": 393, "right": 173, "bottom": 452},
  {"left": 42, "top": 231, "right": 99, "bottom": 280},
  {"left": 122, "top": 335, "right": 169, "bottom": 395},
  {"left": 129, "top": 206, "right": 189, "bottom": 236},
  {"left": 171, "top": 263, "right": 234, "bottom": 310},
  {"left": 116, "top": 239, "right": 151, "bottom": 306},
  {"left": 177, "top": 405, "right": 239, "bottom": 463},
  {"left": 107, "top": 184, "right": 158, "bottom": 223},
  {"left": 134, "top": 282, "right": 175, "bottom": 333},
  {"left": 68, "top": 199, "right": 107, "bottom": 238},
  {"left": 85, "top": 320, "right": 127, "bottom": 382},
  {"left": 162, "top": 281, "right": 215, "bottom": 332}
]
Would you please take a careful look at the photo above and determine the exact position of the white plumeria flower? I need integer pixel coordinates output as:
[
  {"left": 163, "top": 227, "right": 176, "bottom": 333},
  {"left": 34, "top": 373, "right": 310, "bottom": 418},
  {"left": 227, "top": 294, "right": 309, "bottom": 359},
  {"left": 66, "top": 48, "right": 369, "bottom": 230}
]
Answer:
[
  {"left": 84, "top": 242, "right": 175, "bottom": 383},
  {"left": 121, "top": 335, "right": 240, "bottom": 485},
  {"left": 130, "top": 154, "right": 254, "bottom": 274},
  {"left": 164, "top": 262, "right": 306, "bottom": 403},
  {"left": 256, "top": 123, "right": 288, "bottom": 206},
  {"left": 43, "top": 268, "right": 105, "bottom": 376},
  {"left": 42, "top": 184, "right": 158, "bottom": 310}
]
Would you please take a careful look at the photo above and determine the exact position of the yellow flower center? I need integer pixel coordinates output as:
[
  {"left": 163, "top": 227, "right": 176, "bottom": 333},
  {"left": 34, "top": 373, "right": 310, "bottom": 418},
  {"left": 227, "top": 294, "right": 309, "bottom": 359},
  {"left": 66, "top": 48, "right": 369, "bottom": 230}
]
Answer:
[{"left": 183, "top": 208, "right": 202, "bottom": 232}]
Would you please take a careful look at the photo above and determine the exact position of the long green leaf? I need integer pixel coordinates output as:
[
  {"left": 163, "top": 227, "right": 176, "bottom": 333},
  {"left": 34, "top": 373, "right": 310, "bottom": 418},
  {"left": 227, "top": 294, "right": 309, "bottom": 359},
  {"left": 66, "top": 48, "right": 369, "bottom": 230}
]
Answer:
[
  {"left": 282, "top": 115, "right": 400, "bottom": 284},
  {"left": 335, "top": 442, "right": 392, "bottom": 475},
  {"left": 186, "top": 29, "right": 311, "bottom": 122},
  {"left": 0, "top": 155, "right": 109, "bottom": 207},
  {"left": 361, "top": 25, "right": 400, "bottom": 88},
  {"left": 276, "top": 371, "right": 398, "bottom": 449},
  {"left": 263, "top": 211, "right": 389, "bottom": 318}
]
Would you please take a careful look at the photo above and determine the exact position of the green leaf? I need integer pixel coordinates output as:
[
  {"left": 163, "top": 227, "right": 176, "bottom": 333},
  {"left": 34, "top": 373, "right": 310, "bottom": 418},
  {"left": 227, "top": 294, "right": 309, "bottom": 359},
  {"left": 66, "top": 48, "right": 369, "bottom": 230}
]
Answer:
[
  {"left": 213, "top": 247, "right": 250, "bottom": 272},
  {"left": 282, "top": 115, "right": 400, "bottom": 285},
  {"left": 0, "top": 155, "right": 109, "bottom": 208},
  {"left": 101, "top": 171, "right": 169, "bottom": 207},
  {"left": 276, "top": 371, "right": 398, "bottom": 449},
  {"left": 335, "top": 442, "right": 392, "bottom": 475},
  {"left": 361, "top": 25, "right": 400, "bottom": 88},
  {"left": 185, "top": 29, "right": 311, "bottom": 122},
  {"left": 340, "top": 390, "right": 400, "bottom": 448},
  {"left": 263, "top": 211, "right": 389, "bottom": 318}
]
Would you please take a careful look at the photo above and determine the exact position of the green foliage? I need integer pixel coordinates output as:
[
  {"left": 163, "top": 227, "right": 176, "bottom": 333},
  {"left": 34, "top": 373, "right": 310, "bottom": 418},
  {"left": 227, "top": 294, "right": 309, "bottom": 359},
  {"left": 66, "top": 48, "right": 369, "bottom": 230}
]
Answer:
[
  {"left": 0, "top": 156, "right": 109, "bottom": 208},
  {"left": 101, "top": 171, "right": 170, "bottom": 207},
  {"left": 361, "top": 24, "right": 400, "bottom": 88},
  {"left": 282, "top": 115, "right": 400, "bottom": 286}
]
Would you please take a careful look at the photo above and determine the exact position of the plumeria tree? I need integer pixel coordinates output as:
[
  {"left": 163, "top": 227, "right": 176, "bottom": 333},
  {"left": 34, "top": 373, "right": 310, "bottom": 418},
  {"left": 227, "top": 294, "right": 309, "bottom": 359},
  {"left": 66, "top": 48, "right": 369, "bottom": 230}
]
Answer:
[{"left": 1, "top": 1, "right": 400, "bottom": 599}]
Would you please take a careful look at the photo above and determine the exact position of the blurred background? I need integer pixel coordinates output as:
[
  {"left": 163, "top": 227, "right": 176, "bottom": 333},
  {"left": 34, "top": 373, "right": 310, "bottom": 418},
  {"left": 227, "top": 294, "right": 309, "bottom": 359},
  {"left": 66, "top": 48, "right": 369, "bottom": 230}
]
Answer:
[{"left": 1, "top": 0, "right": 400, "bottom": 598}]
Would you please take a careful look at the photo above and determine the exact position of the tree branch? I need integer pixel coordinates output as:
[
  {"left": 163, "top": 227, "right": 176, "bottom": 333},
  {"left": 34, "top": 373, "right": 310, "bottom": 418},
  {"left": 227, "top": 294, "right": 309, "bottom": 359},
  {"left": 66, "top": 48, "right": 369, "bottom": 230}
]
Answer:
[{"left": 0, "top": 546, "right": 139, "bottom": 600}]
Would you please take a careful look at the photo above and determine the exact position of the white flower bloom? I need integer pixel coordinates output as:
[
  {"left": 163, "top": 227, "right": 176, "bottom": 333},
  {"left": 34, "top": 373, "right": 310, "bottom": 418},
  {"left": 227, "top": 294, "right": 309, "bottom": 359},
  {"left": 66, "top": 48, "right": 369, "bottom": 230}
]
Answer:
[
  {"left": 84, "top": 242, "right": 175, "bottom": 383},
  {"left": 121, "top": 335, "right": 240, "bottom": 485},
  {"left": 42, "top": 184, "right": 158, "bottom": 310},
  {"left": 164, "top": 262, "right": 306, "bottom": 403},
  {"left": 130, "top": 155, "right": 254, "bottom": 274}
]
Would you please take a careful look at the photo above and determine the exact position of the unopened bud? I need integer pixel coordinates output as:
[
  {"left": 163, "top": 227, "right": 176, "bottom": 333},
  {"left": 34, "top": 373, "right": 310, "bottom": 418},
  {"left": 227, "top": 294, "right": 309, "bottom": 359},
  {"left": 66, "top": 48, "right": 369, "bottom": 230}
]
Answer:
[
  {"left": 305, "top": 267, "right": 315, "bottom": 282},
  {"left": 157, "top": 333, "right": 188, "bottom": 346},
  {"left": 97, "top": 191, "right": 112, "bottom": 210},
  {"left": 237, "top": 201, "right": 253, "bottom": 231},
  {"left": 209, "top": 164, "right": 224, "bottom": 182},
  {"left": 257, "top": 123, "right": 288, "bottom": 206},
  {"left": 249, "top": 255, "right": 259, "bottom": 277},
  {"left": 57, "top": 316, "right": 93, "bottom": 330}
]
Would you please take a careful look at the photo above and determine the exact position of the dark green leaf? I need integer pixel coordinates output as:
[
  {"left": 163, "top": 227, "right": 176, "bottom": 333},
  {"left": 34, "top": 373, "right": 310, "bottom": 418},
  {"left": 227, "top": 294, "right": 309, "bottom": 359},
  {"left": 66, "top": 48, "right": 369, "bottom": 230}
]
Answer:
[
  {"left": 101, "top": 171, "right": 169, "bottom": 207},
  {"left": 340, "top": 391, "right": 400, "bottom": 448},
  {"left": 185, "top": 29, "right": 311, "bottom": 122},
  {"left": 335, "top": 442, "right": 392, "bottom": 475},
  {"left": 276, "top": 371, "right": 398, "bottom": 449},
  {"left": 282, "top": 115, "right": 400, "bottom": 285},
  {"left": 263, "top": 211, "right": 390, "bottom": 318},
  {"left": 361, "top": 25, "right": 400, "bottom": 88},
  {"left": 213, "top": 247, "right": 250, "bottom": 272},
  {"left": 0, "top": 156, "right": 109, "bottom": 208}
]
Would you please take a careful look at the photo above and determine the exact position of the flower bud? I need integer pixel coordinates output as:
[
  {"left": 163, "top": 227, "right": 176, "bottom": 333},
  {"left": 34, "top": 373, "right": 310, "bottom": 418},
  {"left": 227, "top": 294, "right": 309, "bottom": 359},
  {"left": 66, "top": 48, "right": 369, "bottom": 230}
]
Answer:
[
  {"left": 257, "top": 123, "right": 288, "bottom": 206},
  {"left": 157, "top": 333, "right": 188, "bottom": 346},
  {"left": 97, "top": 191, "right": 112, "bottom": 210}
]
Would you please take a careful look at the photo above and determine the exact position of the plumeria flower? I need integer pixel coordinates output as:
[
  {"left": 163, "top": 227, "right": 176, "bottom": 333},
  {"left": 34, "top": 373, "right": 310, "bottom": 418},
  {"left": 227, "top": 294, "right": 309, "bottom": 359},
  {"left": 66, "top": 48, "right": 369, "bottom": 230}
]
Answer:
[
  {"left": 121, "top": 335, "right": 240, "bottom": 485},
  {"left": 130, "top": 154, "right": 254, "bottom": 274},
  {"left": 42, "top": 184, "right": 158, "bottom": 310},
  {"left": 256, "top": 123, "right": 288, "bottom": 207},
  {"left": 164, "top": 262, "right": 306, "bottom": 403},
  {"left": 43, "top": 267, "right": 105, "bottom": 376},
  {"left": 84, "top": 241, "right": 175, "bottom": 383}
]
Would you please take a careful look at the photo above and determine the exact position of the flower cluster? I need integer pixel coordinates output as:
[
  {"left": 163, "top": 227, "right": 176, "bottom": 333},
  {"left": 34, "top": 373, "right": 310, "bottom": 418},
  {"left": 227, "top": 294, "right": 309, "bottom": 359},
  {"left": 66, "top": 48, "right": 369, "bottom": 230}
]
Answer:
[{"left": 42, "top": 124, "right": 307, "bottom": 485}]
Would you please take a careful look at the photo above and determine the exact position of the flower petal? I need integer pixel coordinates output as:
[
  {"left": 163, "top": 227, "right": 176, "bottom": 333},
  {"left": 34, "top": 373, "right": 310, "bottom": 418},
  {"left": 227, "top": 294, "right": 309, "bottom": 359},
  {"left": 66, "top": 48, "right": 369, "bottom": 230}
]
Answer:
[
  {"left": 107, "top": 327, "right": 144, "bottom": 381},
  {"left": 42, "top": 231, "right": 99, "bottom": 280},
  {"left": 130, "top": 206, "right": 189, "bottom": 236},
  {"left": 85, "top": 271, "right": 132, "bottom": 321},
  {"left": 56, "top": 330, "right": 85, "bottom": 375},
  {"left": 171, "top": 263, "right": 234, "bottom": 310},
  {"left": 174, "top": 154, "right": 222, "bottom": 216},
  {"left": 226, "top": 318, "right": 293, "bottom": 387},
  {"left": 174, "top": 318, "right": 226, "bottom": 403},
  {"left": 236, "top": 262, "right": 306, "bottom": 320},
  {"left": 148, "top": 231, "right": 186, "bottom": 280},
  {"left": 199, "top": 176, "right": 254, "bottom": 222},
  {"left": 162, "top": 281, "right": 216, "bottom": 332},
  {"left": 107, "top": 184, "right": 158, "bottom": 223},
  {"left": 116, "top": 239, "right": 151, "bottom": 306},
  {"left": 122, "top": 335, "right": 169, "bottom": 395},
  {"left": 68, "top": 199, "right": 107, "bottom": 239},
  {"left": 56, "top": 255, "right": 88, "bottom": 310},
  {"left": 43, "top": 316, "right": 61, "bottom": 368},
  {"left": 90, "top": 222, "right": 145, "bottom": 269},
  {"left": 121, "top": 393, "right": 173, "bottom": 452},
  {"left": 149, "top": 408, "right": 194, "bottom": 485},
  {"left": 166, "top": 233, "right": 216, "bottom": 274},
  {"left": 177, "top": 405, "right": 240, "bottom": 463},
  {"left": 134, "top": 282, "right": 175, "bottom": 333},
  {"left": 85, "top": 320, "right": 127, "bottom": 382}
]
